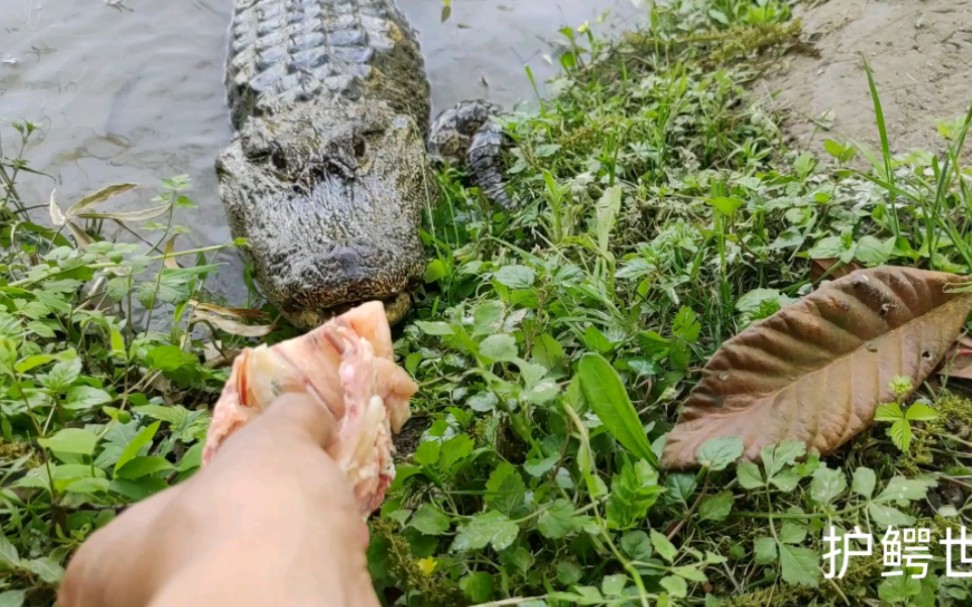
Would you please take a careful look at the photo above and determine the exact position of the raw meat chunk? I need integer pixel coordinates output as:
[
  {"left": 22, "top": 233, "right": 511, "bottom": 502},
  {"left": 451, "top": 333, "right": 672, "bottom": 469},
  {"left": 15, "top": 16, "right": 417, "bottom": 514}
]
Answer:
[{"left": 201, "top": 301, "right": 417, "bottom": 514}]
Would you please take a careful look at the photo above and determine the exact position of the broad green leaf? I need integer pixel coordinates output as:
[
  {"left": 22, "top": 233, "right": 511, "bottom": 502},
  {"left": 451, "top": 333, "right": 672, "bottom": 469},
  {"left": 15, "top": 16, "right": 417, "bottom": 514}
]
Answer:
[
  {"left": 0, "top": 590, "right": 26, "bottom": 607},
  {"left": 64, "top": 477, "right": 111, "bottom": 495},
  {"left": 698, "top": 491, "right": 733, "bottom": 522},
  {"left": 876, "top": 477, "right": 932, "bottom": 503},
  {"left": 810, "top": 466, "right": 847, "bottom": 505},
  {"left": 660, "top": 575, "right": 688, "bottom": 598},
  {"left": 460, "top": 572, "right": 494, "bottom": 603},
  {"left": 110, "top": 328, "right": 126, "bottom": 355},
  {"left": 905, "top": 402, "right": 937, "bottom": 421},
  {"left": 887, "top": 419, "right": 912, "bottom": 451},
  {"left": 878, "top": 574, "right": 922, "bottom": 604},
  {"left": 578, "top": 354, "right": 657, "bottom": 467},
  {"left": 472, "top": 300, "right": 505, "bottom": 336},
  {"left": 737, "top": 461, "right": 764, "bottom": 489},
  {"left": 110, "top": 477, "right": 168, "bottom": 501},
  {"left": 606, "top": 459, "right": 664, "bottom": 529},
  {"left": 778, "top": 544, "right": 819, "bottom": 587},
  {"left": 438, "top": 434, "right": 474, "bottom": 473},
  {"left": 485, "top": 462, "right": 526, "bottom": 517},
  {"left": 707, "top": 196, "right": 744, "bottom": 217},
  {"left": 670, "top": 565, "right": 706, "bottom": 583},
  {"left": 854, "top": 235, "right": 894, "bottom": 265},
  {"left": 695, "top": 436, "right": 743, "bottom": 471},
  {"left": 414, "top": 321, "right": 453, "bottom": 336},
  {"left": 501, "top": 546, "right": 534, "bottom": 577},
  {"left": 114, "top": 421, "right": 161, "bottom": 474},
  {"left": 779, "top": 521, "right": 808, "bottom": 545},
  {"left": 650, "top": 529, "right": 677, "bottom": 563},
  {"left": 22, "top": 557, "right": 64, "bottom": 584},
  {"left": 868, "top": 503, "right": 915, "bottom": 528},
  {"left": 43, "top": 358, "right": 81, "bottom": 390},
  {"left": 852, "top": 467, "right": 877, "bottom": 498},
  {"left": 410, "top": 504, "right": 451, "bottom": 536},
  {"left": 0, "top": 535, "right": 19, "bottom": 567},
  {"left": 63, "top": 386, "right": 113, "bottom": 411},
  {"left": 493, "top": 265, "right": 536, "bottom": 289},
  {"left": 145, "top": 346, "right": 194, "bottom": 372},
  {"left": 769, "top": 469, "right": 802, "bottom": 492},
  {"left": 538, "top": 499, "right": 578, "bottom": 539},
  {"left": 133, "top": 404, "right": 190, "bottom": 426},
  {"left": 762, "top": 440, "right": 806, "bottom": 478},
  {"left": 451, "top": 511, "right": 519, "bottom": 552},
  {"left": 176, "top": 442, "right": 204, "bottom": 472},
  {"left": 601, "top": 573, "right": 628, "bottom": 596},
  {"left": 38, "top": 428, "right": 98, "bottom": 456},
  {"left": 620, "top": 531, "right": 652, "bottom": 560},
  {"left": 479, "top": 334, "right": 518, "bottom": 362},
  {"left": 14, "top": 354, "right": 57, "bottom": 373},
  {"left": 754, "top": 537, "right": 776, "bottom": 564},
  {"left": 115, "top": 456, "right": 174, "bottom": 480},
  {"left": 414, "top": 440, "right": 441, "bottom": 467},
  {"left": 523, "top": 454, "right": 558, "bottom": 477}
]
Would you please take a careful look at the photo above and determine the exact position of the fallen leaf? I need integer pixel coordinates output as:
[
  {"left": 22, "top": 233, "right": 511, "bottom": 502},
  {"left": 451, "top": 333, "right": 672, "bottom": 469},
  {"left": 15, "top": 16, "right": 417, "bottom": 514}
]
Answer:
[
  {"left": 76, "top": 204, "right": 170, "bottom": 223},
  {"left": 937, "top": 335, "right": 972, "bottom": 381},
  {"left": 811, "top": 258, "right": 863, "bottom": 283},
  {"left": 66, "top": 222, "right": 94, "bottom": 249},
  {"left": 162, "top": 237, "right": 181, "bottom": 270},
  {"left": 661, "top": 266, "right": 972, "bottom": 470},
  {"left": 65, "top": 183, "right": 137, "bottom": 219},
  {"left": 49, "top": 190, "right": 66, "bottom": 227},
  {"left": 192, "top": 301, "right": 267, "bottom": 321},
  {"left": 189, "top": 302, "right": 275, "bottom": 338}
]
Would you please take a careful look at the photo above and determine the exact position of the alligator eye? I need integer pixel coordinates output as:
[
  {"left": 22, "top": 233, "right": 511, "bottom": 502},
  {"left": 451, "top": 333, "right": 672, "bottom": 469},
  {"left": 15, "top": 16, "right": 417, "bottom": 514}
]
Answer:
[
  {"left": 270, "top": 148, "right": 287, "bottom": 171},
  {"left": 353, "top": 136, "right": 367, "bottom": 159}
]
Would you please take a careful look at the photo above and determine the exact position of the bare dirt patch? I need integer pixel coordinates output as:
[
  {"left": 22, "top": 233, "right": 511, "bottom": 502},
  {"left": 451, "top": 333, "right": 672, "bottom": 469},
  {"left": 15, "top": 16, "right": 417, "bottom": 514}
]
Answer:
[{"left": 758, "top": 0, "right": 972, "bottom": 161}]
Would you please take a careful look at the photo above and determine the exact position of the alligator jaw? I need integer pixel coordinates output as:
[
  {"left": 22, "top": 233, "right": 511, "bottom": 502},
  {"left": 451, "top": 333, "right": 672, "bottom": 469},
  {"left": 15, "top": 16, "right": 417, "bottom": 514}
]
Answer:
[{"left": 290, "top": 290, "right": 413, "bottom": 329}]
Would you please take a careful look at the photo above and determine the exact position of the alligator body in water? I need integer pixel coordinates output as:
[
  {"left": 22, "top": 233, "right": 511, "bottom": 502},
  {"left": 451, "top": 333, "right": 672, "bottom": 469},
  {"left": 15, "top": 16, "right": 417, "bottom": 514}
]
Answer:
[{"left": 215, "top": 0, "right": 508, "bottom": 328}]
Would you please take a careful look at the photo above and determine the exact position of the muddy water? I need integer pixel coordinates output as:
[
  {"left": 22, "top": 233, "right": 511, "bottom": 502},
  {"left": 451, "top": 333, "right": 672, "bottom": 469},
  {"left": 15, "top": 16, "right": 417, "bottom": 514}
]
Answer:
[{"left": 0, "top": 0, "right": 642, "bottom": 302}]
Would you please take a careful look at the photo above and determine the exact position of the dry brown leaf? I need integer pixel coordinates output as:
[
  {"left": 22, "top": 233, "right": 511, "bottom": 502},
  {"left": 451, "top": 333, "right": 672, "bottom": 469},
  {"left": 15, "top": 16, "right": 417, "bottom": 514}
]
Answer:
[
  {"left": 162, "top": 236, "right": 181, "bottom": 270},
  {"left": 189, "top": 302, "right": 275, "bottom": 338},
  {"left": 66, "top": 221, "right": 94, "bottom": 249},
  {"left": 811, "top": 258, "right": 863, "bottom": 283},
  {"left": 192, "top": 302, "right": 267, "bottom": 321},
  {"left": 937, "top": 335, "right": 972, "bottom": 381},
  {"left": 661, "top": 266, "right": 972, "bottom": 470}
]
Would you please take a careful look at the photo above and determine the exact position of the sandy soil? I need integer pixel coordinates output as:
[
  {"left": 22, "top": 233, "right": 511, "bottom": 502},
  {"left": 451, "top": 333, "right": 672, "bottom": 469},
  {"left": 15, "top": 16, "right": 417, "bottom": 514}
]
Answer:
[{"left": 758, "top": 0, "right": 972, "bottom": 162}]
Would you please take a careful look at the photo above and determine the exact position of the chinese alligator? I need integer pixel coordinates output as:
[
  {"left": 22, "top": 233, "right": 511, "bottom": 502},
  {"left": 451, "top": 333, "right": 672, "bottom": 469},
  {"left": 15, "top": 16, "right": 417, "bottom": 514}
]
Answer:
[{"left": 215, "top": 0, "right": 510, "bottom": 329}]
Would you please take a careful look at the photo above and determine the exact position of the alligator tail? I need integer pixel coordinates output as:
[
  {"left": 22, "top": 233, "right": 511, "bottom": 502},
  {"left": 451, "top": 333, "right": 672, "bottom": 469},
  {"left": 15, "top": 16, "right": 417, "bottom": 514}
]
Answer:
[{"left": 428, "top": 100, "right": 513, "bottom": 210}]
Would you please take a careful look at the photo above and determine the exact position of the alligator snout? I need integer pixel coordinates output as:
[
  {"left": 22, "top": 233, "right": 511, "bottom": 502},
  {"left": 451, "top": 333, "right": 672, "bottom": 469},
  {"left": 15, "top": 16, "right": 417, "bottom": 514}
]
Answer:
[{"left": 216, "top": 102, "right": 435, "bottom": 329}]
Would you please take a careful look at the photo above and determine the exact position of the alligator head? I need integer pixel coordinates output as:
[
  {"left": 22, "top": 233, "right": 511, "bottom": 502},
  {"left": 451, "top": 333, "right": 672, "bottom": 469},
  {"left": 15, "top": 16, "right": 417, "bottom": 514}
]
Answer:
[{"left": 216, "top": 101, "right": 434, "bottom": 328}]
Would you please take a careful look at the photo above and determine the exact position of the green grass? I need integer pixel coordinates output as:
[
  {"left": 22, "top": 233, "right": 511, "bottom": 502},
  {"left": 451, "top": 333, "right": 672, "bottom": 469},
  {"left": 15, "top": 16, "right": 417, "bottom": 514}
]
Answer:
[{"left": 4, "top": 1, "right": 972, "bottom": 605}]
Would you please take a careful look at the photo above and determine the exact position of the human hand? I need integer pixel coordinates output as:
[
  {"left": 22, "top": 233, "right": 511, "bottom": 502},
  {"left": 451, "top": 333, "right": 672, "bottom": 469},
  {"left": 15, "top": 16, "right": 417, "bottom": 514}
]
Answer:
[{"left": 57, "top": 393, "right": 380, "bottom": 607}]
